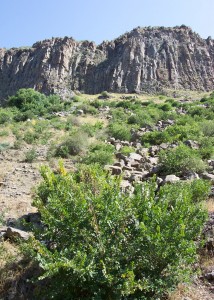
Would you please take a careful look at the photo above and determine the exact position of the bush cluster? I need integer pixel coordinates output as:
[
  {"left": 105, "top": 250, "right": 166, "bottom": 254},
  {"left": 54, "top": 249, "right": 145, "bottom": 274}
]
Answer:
[{"left": 29, "top": 164, "right": 208, "bottom": 299}]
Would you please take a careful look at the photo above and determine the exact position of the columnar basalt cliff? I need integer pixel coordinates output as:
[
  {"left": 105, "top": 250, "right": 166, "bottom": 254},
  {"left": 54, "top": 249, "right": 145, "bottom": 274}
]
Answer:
[{"left": 0, "top": 26, "right": 214, "bottom": 100}]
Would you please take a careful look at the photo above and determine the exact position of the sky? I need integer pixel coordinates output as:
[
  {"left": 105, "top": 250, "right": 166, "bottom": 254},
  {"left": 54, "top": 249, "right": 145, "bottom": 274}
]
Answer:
[{"left": 1, "top": 0, "right": 214, "bottom": 48}]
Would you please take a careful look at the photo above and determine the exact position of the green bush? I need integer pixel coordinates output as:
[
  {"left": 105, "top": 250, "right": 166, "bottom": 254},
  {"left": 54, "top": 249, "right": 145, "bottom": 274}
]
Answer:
[
  {"left": 108, "top": 122, "right": 131, "bottom": 141},
  {"left": 141, "top": 122, "right": 202, "bottom": 146},
  {"left": 198, "top": 137, "right": 214, "bottom": 159},
  {"left": 127, "top": 113, "right": 153, "bottom": 127},
  {"left": 23, "top": 131, "right": 39, "bottom": 144},
  {"left": 159, "top": 103, "right": 172, "bottom": 111},
  {"left": 29, "top": 165, "right": 207, "bottom": 299},
  {"left": 25, "top": 148, "right": 38, "bottom": 162},
  {"left": 101, "top": 91, "right": 111, "bottom": 98},
  {"left": 141, "top": 130, "right": 170, "bottom": 146},
  {"left": 8, "top": 88, "right": 64, "bottom": 117},
  {"left": 55, "top": 132, "right": 88, "bottom": 157},
  {"left": 201, "top": 120, "right": 214, "bottom": 137},
  {"left": 0, "top": 111, "right": 11, "bottom": 124},
  {"left": 80, "top": 122, "right": 103, "bottom": 137},
  {"left": 78, "top": 104, "right": 98, "bottom": 115},
  {"left": 120, "top": 145, "right": 135, "bottom": 155},
  {"left": 13, "top": 139, "right": 23, "bottom": 150},
  {"left": 83, "top": 143, "right": 114, "bottom": 166},
  {"left": 110, "top": 108, "right": 129, "bottom": 122},
  {"left": 0, "top": 129, "right": 9, "bottom": 137},
  {"left": 159, "top": 144, "right": 207, "bottom": 175},
  {"left": 72, "top": 95, "right": 83, "bottom": 102}
]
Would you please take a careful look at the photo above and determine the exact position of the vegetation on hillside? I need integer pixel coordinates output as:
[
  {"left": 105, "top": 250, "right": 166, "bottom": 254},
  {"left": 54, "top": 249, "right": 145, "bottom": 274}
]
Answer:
[{"left": 0, "top": 88, "right": 213, "bottom": 299}]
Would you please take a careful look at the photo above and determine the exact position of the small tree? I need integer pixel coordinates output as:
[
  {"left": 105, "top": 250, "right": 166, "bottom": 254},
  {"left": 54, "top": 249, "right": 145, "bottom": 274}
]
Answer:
[{"left": 30, "top": 164, "right": 208, "bottom": 299}]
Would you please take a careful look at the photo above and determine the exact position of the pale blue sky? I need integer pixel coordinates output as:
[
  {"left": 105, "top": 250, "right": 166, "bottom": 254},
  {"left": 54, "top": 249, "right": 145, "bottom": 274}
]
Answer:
[{"left": 1, "top": 0, "right": 214, "bottom": 48}]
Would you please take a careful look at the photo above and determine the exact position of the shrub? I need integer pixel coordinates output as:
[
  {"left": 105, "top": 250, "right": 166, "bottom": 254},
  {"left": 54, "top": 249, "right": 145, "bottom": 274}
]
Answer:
[
  {"left": 159, "top": 103, "right": 172, "bottom": 111},
  {"left": 120, "top": 145, "right": 135, "bottom": 155},
  {"left": 8, "top": 88, "right": 63, "bottom": 117},
  {"left": 201, "top": 120, "right": 214, "bottom": 137},
  {"left": 116, "top": 101, "right": 132, "bottom": 109},
  {"left": 29, "top": 164, "right": 207, "bottom": 299},
  {"left": 8, "top": 88, "right": 46, "bottom": 110},
  {"left": 108, "top": 122, "right": 131, "bottom": 141},
  {"left": 127, "top": 113, "right": 153, "bottom": 127},
  {"left": 159, "top": 144, "right": 207, "bottom": 175},
  {"left": 165, "top": 124, "right": 201, "bottom": 142},
  {"left": 141, "top": 130, "right": 170, "bottom": 146},
  {"left": 165, "top": 99, "right": 179, "bottom": 107},
  {"left": 66, "top": 116, "right": 80, "bottom": 128},
  {"left": 23, "top": 131, "right": 39, "bottom": 144},
  {"left": 72, "top": 95, "right": 82, "bottom": 102},
  {"left": 0, "top": 130, "right": 9, "bottom": 137},
  {"left": 83, "top": 143, "right": 114, "bottom": 166},
  {"left": 101, "top": 91, "right": 111, "bottom": 98},
  {"left": 55, "top": 132, "right": 88, "bottom": 157},
  {"left": 198, "top": 137, "right": 214, "bottom": 159},
  {"left": 110, "top": 108, "right": 128, "bottom": 122},
  {"left": 0, "top": 111, "right": 11, "bottom": 124},
  {"left": 78, "top": 104, "right": 98, "bottom": 115},
  {"left": 80, "top": 123, "right": 102, "bottom": 137},
  {"left": 90, "top": 100, "right": 102, "bottom": 109},
  {"left": 0, "top": 143, "right": 10, "bottom": 153},
  {"left": 13, "top": 139, "right": 23, "bottom": 150},
  {"left": 25, "top": 148, "right": 38, "bottom": 162}
]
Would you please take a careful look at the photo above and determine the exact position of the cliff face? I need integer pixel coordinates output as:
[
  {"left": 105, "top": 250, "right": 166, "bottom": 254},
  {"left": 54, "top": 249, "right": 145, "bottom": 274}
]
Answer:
[{"left": 0, "top": 26, "right": 214, "bottom": 99}]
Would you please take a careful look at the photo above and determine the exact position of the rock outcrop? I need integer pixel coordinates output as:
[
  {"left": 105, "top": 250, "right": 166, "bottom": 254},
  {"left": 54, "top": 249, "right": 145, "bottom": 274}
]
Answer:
[{"left": 1, "top": 25, "right": 214, "bottom": 100}]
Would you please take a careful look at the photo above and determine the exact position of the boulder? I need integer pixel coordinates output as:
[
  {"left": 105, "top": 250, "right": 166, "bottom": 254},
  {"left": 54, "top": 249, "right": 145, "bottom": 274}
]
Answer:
[
  {"left": 201, "top": 172, "right": 214, "bottom": 183},
  {"left": 114, "top": 161, "right": 125, "bottom": 168},
  {"left": 76, "top": 109, "right": 84, "bottom": 115},
  {"left": 115, "top": 152, "right": 127, "bottom": 161},
  {"left": 120, "top": 180, "right": 134, "bottom": 194},
  {"left": 183, "top": 171, "right": 199, "bottom": 180},
  {"left": 104, "top": 165, "right": 122, "bottom": 175},
  {"left": 128, "top": 153, "right": 143, "bottom": 162},
  {"left": 163, "top": 175, "right": 180, "bottom": 184},
  {"left": 5, "top": 227, "right": 32, "bottom": 241},
  {"left": 184, "top": 140, "right": 199, "bottom": 149},
  {"left": 115, "top": 143, "right": 122, "bottom": 151},
  {"left": 148, "top": 145, "right": 159, "bottom": 156}
]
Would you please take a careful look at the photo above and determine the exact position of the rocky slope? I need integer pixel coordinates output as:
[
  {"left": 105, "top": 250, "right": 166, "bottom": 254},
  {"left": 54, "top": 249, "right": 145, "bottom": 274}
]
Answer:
[{"left": 0, "top": 25, "right": 214, "bottom": 100}]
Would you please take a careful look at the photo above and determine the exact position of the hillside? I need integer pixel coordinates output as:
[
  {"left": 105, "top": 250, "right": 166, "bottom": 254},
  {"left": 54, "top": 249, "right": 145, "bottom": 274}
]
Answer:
[
  {"left": 0, "top": 89, "right": 213, "bottom": 299},
  {"left": 0, "top": 25, "right": 214, "bottom": 101}
]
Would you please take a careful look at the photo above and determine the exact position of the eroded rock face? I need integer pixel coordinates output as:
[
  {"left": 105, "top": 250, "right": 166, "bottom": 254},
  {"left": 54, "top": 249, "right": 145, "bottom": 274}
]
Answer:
[{"left": 1, "top": 25, "right": 214, "bottom": 100}]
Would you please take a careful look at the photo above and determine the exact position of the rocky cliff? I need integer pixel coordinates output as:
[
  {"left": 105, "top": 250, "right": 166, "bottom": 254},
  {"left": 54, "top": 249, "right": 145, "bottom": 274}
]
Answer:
[{"left": 1, "top": 25, "right": 214, "bottom": 100}]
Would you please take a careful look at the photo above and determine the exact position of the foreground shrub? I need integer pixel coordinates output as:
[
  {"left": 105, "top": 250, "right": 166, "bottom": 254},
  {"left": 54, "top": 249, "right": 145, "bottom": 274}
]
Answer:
[{"left": 29, "top": 165, "right": 207, "bottom": 299}]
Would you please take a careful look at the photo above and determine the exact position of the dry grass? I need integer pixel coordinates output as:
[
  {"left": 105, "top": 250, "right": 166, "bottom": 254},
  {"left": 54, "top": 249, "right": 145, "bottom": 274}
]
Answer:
[
  {"left": 168, "top": 282, "right": 214, "bottom": 300},
  {"left": 0, "top": 241, "right": 21, "bottom": 294},
  {"left": 169, "top": 283, "right": 197, "bottom": 300},
  {"left": 205, "top": 198, "right": 214, "bottom": 213},
  {"left": 0, "top": 240, "right": 42, "bottom": 299},
  {"left": 82, "top": 89, "right": 210, "bottom": 102}
]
